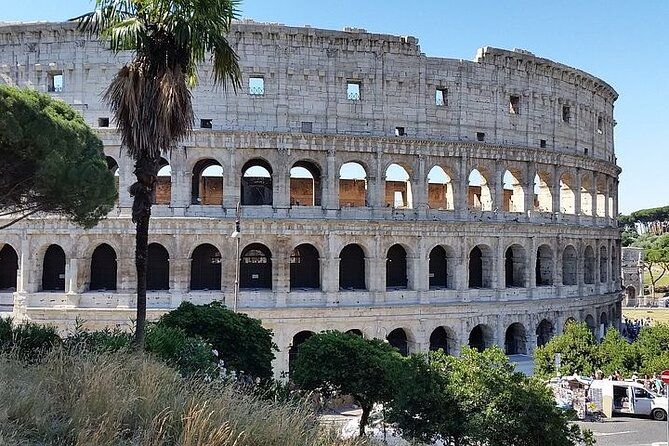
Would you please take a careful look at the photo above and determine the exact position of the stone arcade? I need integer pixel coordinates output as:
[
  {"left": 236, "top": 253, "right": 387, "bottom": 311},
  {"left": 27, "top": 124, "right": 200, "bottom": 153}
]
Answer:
[{"left": 0, "top": 20, "right": 622, "bottom": 377}]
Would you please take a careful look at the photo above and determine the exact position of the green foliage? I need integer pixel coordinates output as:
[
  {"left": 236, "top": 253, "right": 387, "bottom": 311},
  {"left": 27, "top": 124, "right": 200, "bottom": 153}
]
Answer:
[
  {"left": 597, "top": 327, "right": 639, "bottom": 376},
  {"left": 386, "top": 352, "right": 464, "bottom": 445},
  {"left": 534, "top": 322, "right": 598, "bottom": 377},
  {"left": 145, "top": 323, "right": 217, "bottom": 377},
  {"left": 64, "top": 322, "right": 133, "bottom": 353},
  {"left": 9, "top": 322, "right": 61, "bottom": 360},
  {"left": 395, "top": 348, "right": 594, "bottom": 446},
  {"left": 0, "top": 85, "right": 116, "bottom": 228},
  {"left": 0, "top": 317, "right": 11, "bottom": 347},
  {"left": 292, "top": 330, "right": 402, "bottom": 436},
  {"left": 630, "top": 205, "right": 669, "bottom": 224},
  {"left": 157, "top": 302, "right": 276, "bottom": 380}
]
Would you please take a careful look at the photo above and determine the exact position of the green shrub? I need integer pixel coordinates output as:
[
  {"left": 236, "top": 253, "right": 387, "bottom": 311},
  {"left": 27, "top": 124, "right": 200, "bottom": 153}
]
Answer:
[
  {"left": 64, "top": 325, "right": 133, "bottom": 353},
  {"left": 0, "top": 317, "right": 11, "bottom": 348},
  {"left": 158, "top": 302, "right": 277, "bottom": 380},
  {"left": 11, "top": 322, "right": 61, "bottom": 359},
  {"left": 145, "top": 323, "right": 217, "bottom": 377}
]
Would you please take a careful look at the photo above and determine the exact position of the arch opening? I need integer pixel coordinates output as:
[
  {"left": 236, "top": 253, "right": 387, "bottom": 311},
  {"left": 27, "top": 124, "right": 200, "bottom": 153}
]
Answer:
[
  {"left": 468, "top": 324, "right": 493, "bottom": 351},
  {"left": 42, "top": 245, "right": 66, "bottom": 291},
  {"left": 533, "top": 172, "right": 552, "bottom": 212},
  {"left": 535, "top": 245, "right": 553, "bottom": 286},
  {"left": 387, "top": 328, "right": 409, "bottom": 356},
  {"left": 600, "top": 246, "right": 608, "bottom": 283},
  {"left": 562, "top": 246, "right": 577, "bottom": 286},
  {"left": 580, "top": 174, "right": 593, "bottom": 216},
  {"left": 385, "top": 164, "right": 412, "bottom": 209},
  {"left": 505, "top": 323, "right": 527, "bottom": 355},
  {"left": 241, "top": 159, "right": 273, "bottom": 206},
  {"left": 584, "top": 246, "right": 596, "bottom": 284},
  {"left": 153, "top": 158, "right": 171, "bottom": 205},
  {"left": 192, "top": 159, "right": 223, "bottom": 205},
  {"left": 427, "top": 166, "right": 454, "bottom": 210},
  {"left": 502, "top": 170, "right": 525, "bottom": 213},
  {"left": 504, "top": 244, "right": 526, "bottom": 288},
  {"left": 536, "top": 319, "right": 554, "bottom": 347},
  {"left": 386, "top": 244, "right": 408, "bottom": 289},
  {"left": 429, "top": 326, "right": 456, "bottom": 355},
  {"left": 559, "top": 174, "right": 575, "bottom": 214},
  {"left": 147, "top": 243, "right": 170, "bottom": 290},
  {"left": 240, "top": 243, "right": 272, "bottom": 290},
  {"left": 468, "top": 169, "right": 492, "bottom": 211},
  {"left": 190, "top": 244, "right": 222, "bottom": 291},
  {"left": 290, "top": 161, "right": 321, "bottom": 207},
  {"left": 0, "top": 244, "right": 18, "bottom": 291},
  {"left": 339, "top": 244, "right": 366, "bottom": 290},
  {"left": 90, "top": 244, "right": 117, "bottom": 291},
  {"left": 290, "top": 244, "right": 320, "bottom": 290},
  {"left": 429, "top": 245, "right": 454, "bottom": 289},
  {"left": 469, "top": 245, "right": 492, "bottom": 288},
  {"left": 339, "top": 162, "right": 367, "bottom": 207},
  {"left": 288, "top": 330, "right": 315, "bottom": 377}
]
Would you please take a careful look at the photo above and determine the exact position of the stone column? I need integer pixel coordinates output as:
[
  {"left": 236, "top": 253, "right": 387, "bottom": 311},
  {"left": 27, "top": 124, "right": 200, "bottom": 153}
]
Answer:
[
  {"left": 551, "top": 165, "right": 560, "bottom": 216},
  {"left": 274, "top": 153, "right": 290, "bottom": 210},
  {"left": 223, "top": 149, "right": 240, "bottom": 209},
  {"left": 574, "top": 168, "right": 582, "bottom": 217},
  {"left": 66, "top": 258, "right": 77, "bottom": 294},
  {"left": 414, "top": 155, "right": 428, "bottom": 219},
  {"left": 493, "top": 164, "right": 503, "bottom": 219},
  {"left": 524, "top": 163, "right": 535, "bottom": 219},
  {"left": 527, "top": 237, "right": 536, "bottom": 297},
  {"left": 494, "top": 236, "right": 504, "bottom": 292},
  {"left": 325, "top": 149, "right": 339, "bottom": 211}
]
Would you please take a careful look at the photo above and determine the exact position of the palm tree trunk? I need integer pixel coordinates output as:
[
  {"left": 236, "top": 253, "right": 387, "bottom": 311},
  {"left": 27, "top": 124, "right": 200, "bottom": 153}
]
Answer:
[{"left": 130, "top": 156, "right": 158, "bottom": 348}]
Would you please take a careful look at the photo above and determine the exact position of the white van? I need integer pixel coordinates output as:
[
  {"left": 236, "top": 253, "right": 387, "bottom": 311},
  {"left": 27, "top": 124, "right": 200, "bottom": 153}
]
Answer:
[{"left": 589, "top": 380, "right": 667, "bottom": 421}]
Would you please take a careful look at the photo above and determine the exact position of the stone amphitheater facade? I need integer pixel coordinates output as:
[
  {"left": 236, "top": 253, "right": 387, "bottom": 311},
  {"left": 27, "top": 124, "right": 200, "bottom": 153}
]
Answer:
[{"left": 0, "top": 20, "right": 621, "bottom": 377}]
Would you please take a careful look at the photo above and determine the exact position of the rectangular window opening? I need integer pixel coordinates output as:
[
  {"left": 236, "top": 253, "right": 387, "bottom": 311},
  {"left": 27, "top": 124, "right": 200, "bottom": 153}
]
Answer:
[
  {"left": 347, "top": 81, "right": 361, "bottom": 101},
  {"left": 47, "top": 72, "right": 63, "bottom": 93},
  {"left": 200, "top": 119, "right": 213, "bottom": 129},
  {"left": 476, "top": 132, "right": 485, "bottom": 142},
  {"left": 249, "top": 76, "right": 265, "bottom": 95},
  {"left": 435, "top": 88, "right": 448, "bottom": 106},
  {"left": 597, "top": 116, "right": 603, "bottom": 134},
  {"left": 584, "top": 147, "right": 589, "bottom": 155},
  {"left": 98, "top": 117, "right": 110, "bottom": 128},
  {"left": 562, "top": 105, "right": 571, "bottom": 123},
  {"left": 301, "top": 121, "right": 313, "bottom": 133},
  {"left": 509, "top": 95, "right": 520, "bottom": 114},
  {"left": 540, "top": 139, "right": 547, "bottom": 148},
  {"left": 395, "top": 126, "right": 405, "bottom": 137}
]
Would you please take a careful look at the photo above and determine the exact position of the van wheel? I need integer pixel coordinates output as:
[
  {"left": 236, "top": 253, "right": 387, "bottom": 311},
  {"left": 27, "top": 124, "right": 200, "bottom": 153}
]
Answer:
[{"left": 652, "top": 409, "right": 667, "bottom": 421}]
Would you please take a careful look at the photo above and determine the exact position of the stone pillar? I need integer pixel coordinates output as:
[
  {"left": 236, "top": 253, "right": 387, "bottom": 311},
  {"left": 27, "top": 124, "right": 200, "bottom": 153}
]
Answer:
[
  {"left": 551, "top": 165, "right": 560, "bottom": 216},
  {"left": 170, "top": 258, "right": 190, "bottom": 293},
  {"left": 455, "top": 157, "right": 468, "bottom": 218},
  {"left": 321, "top": 257, "right": 337, "bottom": 293},
  {"left": 527, "top": 237, "right": 536, "bottom": 297},
  {"left": 574, "top": 168, "right": 582, "bottom": 216},
  {"left": 325, "top": 149, "right": 339, "bottom": 210},
  {"left": 524, "top": 163, "right": 535, "bottom": 218},
  {"left": 494, "top": 236, "right": 504, "bottom": 292},
  {"left": 223, "top": 149, "right": 240, "bottom": 209},
  {"left": 494, "top": 164, "right": 503, "bottom": 219},
  {"left": 414, "top": 155, "right": 428, "bottom": 219},
  {"left": 16, "top": 235, "right": 30, "bottom": 293},
  {"left": 274, "top": 154, "right": 290, "bottom": 209},
  {"left": 66, "top": 258, "right": 77, "bottom": 294}
]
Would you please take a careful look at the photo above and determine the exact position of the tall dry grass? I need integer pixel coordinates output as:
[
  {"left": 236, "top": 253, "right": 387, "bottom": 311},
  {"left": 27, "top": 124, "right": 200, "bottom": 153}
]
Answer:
[{"left": 0, "top": 350, "right": 374, "bottom": 446}]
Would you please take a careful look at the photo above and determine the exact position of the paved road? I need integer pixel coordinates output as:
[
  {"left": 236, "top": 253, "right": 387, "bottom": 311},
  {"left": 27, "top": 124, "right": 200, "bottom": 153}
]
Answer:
[{"left": 577, "top": 416, "right": 667, "bottom": 446}]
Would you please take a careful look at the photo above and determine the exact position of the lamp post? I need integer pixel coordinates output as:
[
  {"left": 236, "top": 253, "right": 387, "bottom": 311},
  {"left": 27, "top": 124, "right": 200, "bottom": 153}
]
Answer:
[{"left": 230, "top": 201, "right": 241, "bottom": 312}]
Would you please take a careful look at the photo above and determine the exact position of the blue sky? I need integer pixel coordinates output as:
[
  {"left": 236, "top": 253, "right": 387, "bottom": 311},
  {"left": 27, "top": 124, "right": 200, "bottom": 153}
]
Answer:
[{"left": 4, "top": 0, "right": 668, "bottom": 214}]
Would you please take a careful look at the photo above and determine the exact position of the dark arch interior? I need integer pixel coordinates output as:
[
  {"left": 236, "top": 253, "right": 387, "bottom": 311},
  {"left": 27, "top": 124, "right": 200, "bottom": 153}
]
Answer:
[
  {"left": 429, "top": 246, "right": 448, "bottom": 288},
  {"left": 429, "top": 326, "right": 451, "bottom": 354},
  {"left": 468, "top": 324, "right": 489, "bottom": 351},
  {"left": 346, "top": 329, "right": 363, "bottom": 337},
  {"left": 190, "top": 244, "right": 222, "bottom": 290},
  {"left": 42, "top": 245, "right": 66, "bottom": 291},
  {"left": 240, "top": 243, "right": 272, "bottom": 289},
  {"left": 0, "top": 244, "right": 18, "bottom": 291},
  {"left": 147, "top": 243, "right": 170, "bottom": 290},
  {"left": 90, "top": 244, "right": 117, "bottom": 291},
  {"left": 504, "top": 323, "right": 527, "bottom": 355},
  {"left": 386, "top": 244, "right": 407, "bottom": 288},
  {"left": 536, "top": 319, "right": 554, "bottom": 347},
  {"left": 535, "top": 246, "right": 553, "bottom": 286},
  {"left": 152, "top": 157, "right": 171, "bottom": 205},
  {"left": 469, "top": 246, "right": 483, "bottom": 288},
  {"left": 339, "top": 244, "right": 366, "bottom": 290},
  {"left": 387, "top": 328, "right": 409, "bottom": 356},
  {"left": 241, "top": 159, "right": 273, "bottom": 206},
  {"left": 290, "top": 244, "right": 320, "bottom": 290}
]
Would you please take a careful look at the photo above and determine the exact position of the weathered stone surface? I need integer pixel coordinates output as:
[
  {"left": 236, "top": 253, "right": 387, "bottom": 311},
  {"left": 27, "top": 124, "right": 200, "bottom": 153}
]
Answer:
[{"left": 0, "top": 20, "right": 622, "bottom": 378}]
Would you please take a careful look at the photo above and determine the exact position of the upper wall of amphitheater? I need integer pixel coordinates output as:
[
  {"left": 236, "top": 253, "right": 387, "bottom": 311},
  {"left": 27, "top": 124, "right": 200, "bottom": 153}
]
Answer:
[{"left": 0, "top": 20, "right": 618, "bottom": 162}]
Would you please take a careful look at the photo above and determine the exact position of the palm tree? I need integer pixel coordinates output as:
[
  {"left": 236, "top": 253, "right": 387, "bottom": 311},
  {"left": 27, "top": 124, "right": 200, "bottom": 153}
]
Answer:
[{"left": 74, "top": 0, "right": 242, "bottom": 347}]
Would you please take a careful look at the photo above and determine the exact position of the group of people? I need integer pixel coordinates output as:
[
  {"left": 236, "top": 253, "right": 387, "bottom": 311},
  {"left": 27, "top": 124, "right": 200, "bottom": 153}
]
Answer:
[
  {"left": 593, "top": 368, "right": 665, "bottom": 395},
  {"left": 621, "top": 316, "right": 653, "bottom": 341}
]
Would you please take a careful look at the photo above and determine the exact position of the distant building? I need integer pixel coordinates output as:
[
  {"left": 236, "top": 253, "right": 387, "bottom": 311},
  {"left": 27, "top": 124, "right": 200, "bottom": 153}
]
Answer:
[{"left": 621, "top": 247, "right": 644, "bottom": 306}]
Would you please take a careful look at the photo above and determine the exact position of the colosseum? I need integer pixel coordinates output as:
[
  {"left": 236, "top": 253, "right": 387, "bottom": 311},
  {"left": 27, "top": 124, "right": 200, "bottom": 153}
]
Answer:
[{"left": 0, "top": 20, "right": 621, "bottom": 377}]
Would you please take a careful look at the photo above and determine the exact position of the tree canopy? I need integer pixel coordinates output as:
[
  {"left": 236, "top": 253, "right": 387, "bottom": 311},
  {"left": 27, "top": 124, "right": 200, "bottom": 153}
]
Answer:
[
  {"left": 0, "top": 85, "right": 116, "bottom": 229},
  {"left": 156, "top": 302, "right": 277, "bottom": 381},
  {"left": 291, "top": 331, "right": 403, "bottom": 437}
]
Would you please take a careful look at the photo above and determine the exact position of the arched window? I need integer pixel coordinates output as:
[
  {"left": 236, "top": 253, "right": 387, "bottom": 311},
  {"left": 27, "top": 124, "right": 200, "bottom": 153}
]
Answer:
[
  {"left": 429, "top": 246, "right": 452, "bottom": 289},
  {"left": 562, "top": 245, "right": 577, "bottom": 286},
  {"left": 429, "top": 326, "right": 455, "bottom": 355},
  {"left": 468, "top": 169, "right": 492, "bottom": 211},
  {"left": 584, "top": 246, "right": 595, "bottom": 284},
  {"left": 580, "top": 174, "right": 593, "bottom": 216},
  {"left": 502, "top": 169, "right": 525, "bottom": 212},
  {"left": 533, "top": 172, "right": 552, "bottom": 212},
  {"left": 469, "top": 324, "right": 493, "bottom": 351},
  {"left": 469, "top": 245, "right": 492, "bottom": 288},
  {"left": 106, "top": 156, "right": 120, "bottom": 201},
  {"left": 288, "top": 331, "right": 314, "bottom": 377},
  {"left": 585, "top": 314, "right": 596, "bottom": 336},
  {"left": 504, "top": 323, "right": 527, "bottom": 355},
  {"left": 559, "top": 173, "right": 575, "bottom": 214},
  {"left": 240, "top": 243, "right": 272, "bottom": 289},
  {"left": 290, "top": 244, "right": 320, "bottom": 290},
  {"left": 90, "top": 244, "right": 117, "bottom": 291},
  {"left": 536, "top": 319, "right": 554, "bottom": 347},
  {"left": 339, "top": 162, "right": 367, "bottom": 207},
  {"left": 241, "top": 159, "right": 273, "bottom": 206},
  {"left": 290, "top": 161, "right": 321, "bottom": 207},
  {"left": 504, "top": 244, "right": 526, "bottom": 288},
  {"left": 386, "top": 244, "right": 407, "bottom": 289},
  {"left": 192, "top": 160, "right": 223, "bottom": 205},
  {"left": 385, "top": 164, "right": 412, "bottom": 209},
  {"left": 596, "top": 176, "right": 607, "bottom": 217},
  {"left": 147, "top": 243, "right": 169, "bottom": 290},
  {"left": 339, "top": 244, "right": 366, "bottom": 290},
  {"left": 153, "top": 158, "right": 171, "bottom": 205},
  {"left": 190, "top": 244, "right": 222, "bottom": 291},
  {"left": 387, "top": 328, "right": 409, "bottom": 356},
  {"left": 0, "top": 244, "right": 18, "bottom": 291},
  {"left": 42, "top": 245, "right": 66, "bottom": 291},
  {"left": 535, "top": 245, "right": 553, "bottom": 286},
  {"left": 600, "top": 246, "right": 608, "bottom": 283},
  {"left": 427, "top": 166, "right": 454, "bottom": 210}
]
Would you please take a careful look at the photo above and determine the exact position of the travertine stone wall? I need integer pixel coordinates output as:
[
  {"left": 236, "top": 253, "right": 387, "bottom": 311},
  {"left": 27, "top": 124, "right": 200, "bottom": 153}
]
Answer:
[{"left": 0, "top": 20, "right": 622, "bottom": 378}]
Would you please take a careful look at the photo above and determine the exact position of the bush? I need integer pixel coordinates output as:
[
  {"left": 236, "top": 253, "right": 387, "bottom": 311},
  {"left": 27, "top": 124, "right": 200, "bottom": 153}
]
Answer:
[
  {"left": 10, "top": 321, "right": 61, "bottom": 360},
  {"left": 145, "top": 323, "right": 217, "bottom": 377},
  {"left": 64, "top": 323, "right": 133, "bottom": 353},
  {"left": 0, "top": 317, "right": 11, "bottom": 348},
  {"left": 158, "top": 302, "right": 277, "bottom": 380}
]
